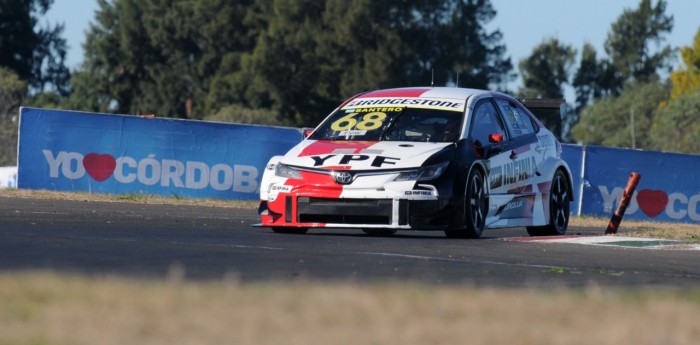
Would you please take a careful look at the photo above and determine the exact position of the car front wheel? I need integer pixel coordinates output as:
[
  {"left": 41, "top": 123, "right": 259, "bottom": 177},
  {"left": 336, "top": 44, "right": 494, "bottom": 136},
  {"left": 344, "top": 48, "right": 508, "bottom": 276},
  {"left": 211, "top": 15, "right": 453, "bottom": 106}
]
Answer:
[{"left": 445, "top": 168, "right": 487, "bottom": 239}]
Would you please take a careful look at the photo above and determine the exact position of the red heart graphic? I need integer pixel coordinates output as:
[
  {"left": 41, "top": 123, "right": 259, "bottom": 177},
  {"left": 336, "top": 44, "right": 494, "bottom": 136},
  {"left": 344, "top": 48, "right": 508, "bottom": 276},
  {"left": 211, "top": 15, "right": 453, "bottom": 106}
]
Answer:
[
  {"left": 636, "top": 189, "right": 668, "bottom": 218},
  {"left": 83, "top": 153, "right": 116, "bottom": 182}
]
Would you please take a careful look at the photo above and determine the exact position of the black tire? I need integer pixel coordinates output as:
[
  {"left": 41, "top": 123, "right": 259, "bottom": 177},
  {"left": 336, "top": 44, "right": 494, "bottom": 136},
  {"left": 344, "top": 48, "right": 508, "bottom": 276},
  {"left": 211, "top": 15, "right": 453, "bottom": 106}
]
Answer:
[
  {"left": 445, "top": 168, "right": 487, "bottom": 239},
  {"left": 527, "top": 170, "right": 570, "bottom": 236},
  {"left": 362, "top": 229, "right": 397, "bottom": 237},
  {"left": 271, "top": 227, "right": 308, "bottom": 234}
]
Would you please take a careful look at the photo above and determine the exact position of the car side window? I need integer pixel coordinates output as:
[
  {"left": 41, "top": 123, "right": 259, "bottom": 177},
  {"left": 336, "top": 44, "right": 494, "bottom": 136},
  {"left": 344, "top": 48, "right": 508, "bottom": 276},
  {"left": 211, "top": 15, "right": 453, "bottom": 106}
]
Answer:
[
  {"left": 495, "top": 99, "right": 535, "bottom": 138},
  {"left": 470, "top": 100, "right": 506, "bottom": 146}
]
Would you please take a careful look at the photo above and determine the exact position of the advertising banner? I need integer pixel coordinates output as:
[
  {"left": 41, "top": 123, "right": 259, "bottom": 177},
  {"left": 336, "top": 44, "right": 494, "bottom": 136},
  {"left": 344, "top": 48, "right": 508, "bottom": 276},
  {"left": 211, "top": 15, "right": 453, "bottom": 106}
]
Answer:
[
  {"left": 580, "top": 145, "right": 700, "bottom": 223},
  {"left": 18, "top": 108, "right": 302, "bottom": 200}
]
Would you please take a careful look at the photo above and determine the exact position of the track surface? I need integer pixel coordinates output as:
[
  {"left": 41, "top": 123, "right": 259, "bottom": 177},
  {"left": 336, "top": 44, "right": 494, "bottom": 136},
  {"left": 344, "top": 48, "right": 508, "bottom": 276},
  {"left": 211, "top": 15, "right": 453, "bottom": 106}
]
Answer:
[{"left": 2, "top": 196, "right": 699, "bottom": 288}]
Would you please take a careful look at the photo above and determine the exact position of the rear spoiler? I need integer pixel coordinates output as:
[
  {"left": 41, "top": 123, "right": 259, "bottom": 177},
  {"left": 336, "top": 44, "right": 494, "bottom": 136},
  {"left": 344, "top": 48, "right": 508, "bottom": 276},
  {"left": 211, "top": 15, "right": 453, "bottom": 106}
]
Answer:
[{"left": 520, "top": 98, "right": 564, "bottom": 141}]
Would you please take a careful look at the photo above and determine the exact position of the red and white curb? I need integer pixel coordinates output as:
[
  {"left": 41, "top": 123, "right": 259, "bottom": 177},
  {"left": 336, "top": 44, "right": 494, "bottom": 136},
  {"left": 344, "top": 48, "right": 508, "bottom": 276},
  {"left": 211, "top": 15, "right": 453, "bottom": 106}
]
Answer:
[{"left": 504, "top": 235, "right": 700, "bottom": 250}]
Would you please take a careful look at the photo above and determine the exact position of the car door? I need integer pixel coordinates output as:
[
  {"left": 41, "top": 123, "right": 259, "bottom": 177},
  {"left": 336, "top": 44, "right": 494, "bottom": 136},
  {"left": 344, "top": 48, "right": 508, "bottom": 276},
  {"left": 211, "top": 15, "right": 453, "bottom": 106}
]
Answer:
[
  {"left": 467, "top": 98, "right": 516, "bottom": 226},
  {"left": 491, "top": 98, "right": 542, "bottom": 223}
]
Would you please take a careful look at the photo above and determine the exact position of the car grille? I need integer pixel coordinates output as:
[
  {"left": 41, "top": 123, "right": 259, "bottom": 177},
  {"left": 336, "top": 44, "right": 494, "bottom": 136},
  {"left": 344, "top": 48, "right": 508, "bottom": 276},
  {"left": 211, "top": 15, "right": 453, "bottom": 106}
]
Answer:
[{"left": 297, "top": 197, "right": 393, "bottom": 225}]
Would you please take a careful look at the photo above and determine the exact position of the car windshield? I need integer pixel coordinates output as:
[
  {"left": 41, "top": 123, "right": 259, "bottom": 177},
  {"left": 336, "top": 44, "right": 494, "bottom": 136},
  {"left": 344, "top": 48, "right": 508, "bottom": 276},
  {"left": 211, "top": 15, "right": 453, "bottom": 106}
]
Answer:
[{"left": 309, "top": 106, "right": 463, "bottom": 142}]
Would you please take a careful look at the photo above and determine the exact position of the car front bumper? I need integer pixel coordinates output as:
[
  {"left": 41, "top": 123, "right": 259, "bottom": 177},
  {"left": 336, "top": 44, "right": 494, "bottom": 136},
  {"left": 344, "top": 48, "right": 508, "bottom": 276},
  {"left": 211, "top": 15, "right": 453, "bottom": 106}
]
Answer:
[{"left": 259, "top": 193, "right": 463, "bottom": 230}]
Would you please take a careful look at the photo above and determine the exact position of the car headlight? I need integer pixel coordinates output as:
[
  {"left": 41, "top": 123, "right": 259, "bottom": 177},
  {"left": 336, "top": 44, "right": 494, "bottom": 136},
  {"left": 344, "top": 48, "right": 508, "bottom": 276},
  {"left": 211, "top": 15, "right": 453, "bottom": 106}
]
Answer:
[
  {"left": 275, "top": 163, "right": 302, "bottom": 179},
  {"left": 394, "top": 162, "right": 448, "bottom": 181}
]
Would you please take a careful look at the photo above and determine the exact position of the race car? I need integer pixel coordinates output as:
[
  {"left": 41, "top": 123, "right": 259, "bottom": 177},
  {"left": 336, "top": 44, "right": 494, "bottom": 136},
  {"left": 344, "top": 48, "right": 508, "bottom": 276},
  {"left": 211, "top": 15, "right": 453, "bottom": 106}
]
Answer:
[{"left": 258, "top": 87, "right": 573, "bottom": 238}]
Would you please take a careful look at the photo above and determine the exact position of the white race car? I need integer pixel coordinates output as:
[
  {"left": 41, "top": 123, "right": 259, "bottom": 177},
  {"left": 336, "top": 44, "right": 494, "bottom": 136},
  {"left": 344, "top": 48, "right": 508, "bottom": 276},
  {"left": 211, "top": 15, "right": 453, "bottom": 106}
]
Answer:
[{"left": 259, "top": 87, "right": 572, "bottom": 238}]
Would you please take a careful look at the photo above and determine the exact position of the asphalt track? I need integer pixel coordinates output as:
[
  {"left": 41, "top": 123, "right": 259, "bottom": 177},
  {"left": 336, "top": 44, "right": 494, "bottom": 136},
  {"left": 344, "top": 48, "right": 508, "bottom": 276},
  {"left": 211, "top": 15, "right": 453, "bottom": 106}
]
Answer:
[{"left": 2, "top": 196, "right": 699, "bottom": 288}]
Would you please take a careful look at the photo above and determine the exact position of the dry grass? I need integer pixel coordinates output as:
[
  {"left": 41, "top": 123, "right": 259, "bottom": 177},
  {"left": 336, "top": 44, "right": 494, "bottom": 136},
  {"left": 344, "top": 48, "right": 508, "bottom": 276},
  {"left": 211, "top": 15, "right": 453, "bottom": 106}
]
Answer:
[
  {"left": 570, "top": 216, "right": 700, "bottom": 243},
  {"left": 1, "top": 272, "right": 699, "bottom": 345},
  {"left": 0, "top": 188, "right": 257, "bottom": 209}
]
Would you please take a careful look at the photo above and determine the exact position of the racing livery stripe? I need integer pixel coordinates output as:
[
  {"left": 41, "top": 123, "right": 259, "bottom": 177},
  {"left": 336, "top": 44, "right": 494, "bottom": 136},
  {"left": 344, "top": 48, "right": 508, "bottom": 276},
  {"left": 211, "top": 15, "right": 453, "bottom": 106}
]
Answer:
[
  {"left": 298, "top": 140, "right": 378, "bottom": 157},
  {"left": 265, "top": 170, "right": 343, "bottom": 224},
  {"left": 358, "top": 88, "right": 431, "bottom": 98},
  {"left": 299, "top": 170, "right": 343, "bottom": 198}
]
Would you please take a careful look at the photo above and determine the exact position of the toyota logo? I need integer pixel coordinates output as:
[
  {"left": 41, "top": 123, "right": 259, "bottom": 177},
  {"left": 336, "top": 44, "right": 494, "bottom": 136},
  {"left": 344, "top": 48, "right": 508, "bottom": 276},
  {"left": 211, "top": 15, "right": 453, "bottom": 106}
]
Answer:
[{"left": 333, "top": 171, "right": 354, "bottom": 184}]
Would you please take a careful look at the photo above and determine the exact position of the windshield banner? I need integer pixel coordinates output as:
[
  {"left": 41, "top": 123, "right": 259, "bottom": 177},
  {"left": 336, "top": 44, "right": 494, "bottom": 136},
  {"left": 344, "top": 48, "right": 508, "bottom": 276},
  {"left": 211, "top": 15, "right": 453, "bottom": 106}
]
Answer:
[
  {"left": 17, "top": 108, "right": 302, "bottom": 200},
  {"left": 343, "top": 97, "right": 465, "bottom": 112}
]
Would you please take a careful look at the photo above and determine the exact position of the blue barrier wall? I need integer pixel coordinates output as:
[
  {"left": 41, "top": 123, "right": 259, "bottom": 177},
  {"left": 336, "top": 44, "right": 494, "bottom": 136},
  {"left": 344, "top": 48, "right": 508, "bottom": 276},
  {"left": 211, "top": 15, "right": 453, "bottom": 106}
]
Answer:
[
  {"left": 577, "top": 145, "right": 700, "bottom": 223},
  {"left": 18, "top": 108, "right": 302, "bottom": 200}
]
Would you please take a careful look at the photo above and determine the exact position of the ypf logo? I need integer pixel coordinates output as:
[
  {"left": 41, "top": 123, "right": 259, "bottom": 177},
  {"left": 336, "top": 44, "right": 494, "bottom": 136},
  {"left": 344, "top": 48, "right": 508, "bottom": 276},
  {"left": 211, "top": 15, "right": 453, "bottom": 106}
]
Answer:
[{"left": 600, "top": 186, "right": 700, "bottom": 221}]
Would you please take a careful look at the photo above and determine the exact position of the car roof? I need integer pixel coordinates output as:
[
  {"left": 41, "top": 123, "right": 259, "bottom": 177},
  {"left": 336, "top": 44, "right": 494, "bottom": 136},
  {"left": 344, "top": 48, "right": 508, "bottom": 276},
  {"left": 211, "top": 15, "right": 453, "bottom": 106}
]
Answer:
[{"left": 355, "top": 87, "right": 498, "bottom": 101}]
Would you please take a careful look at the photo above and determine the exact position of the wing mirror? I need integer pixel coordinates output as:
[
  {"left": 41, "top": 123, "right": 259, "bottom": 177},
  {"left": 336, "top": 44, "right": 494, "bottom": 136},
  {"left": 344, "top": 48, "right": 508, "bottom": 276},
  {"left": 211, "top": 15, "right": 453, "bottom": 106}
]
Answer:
[
  {"left": 472, "top": 134, "right": 505, "bottom": 158},
  {"left": 302, "top": 128, "right": 314, "bottom": 139},
  {"left": 488, "top": 133, "right": 505, "bottom": 155}
]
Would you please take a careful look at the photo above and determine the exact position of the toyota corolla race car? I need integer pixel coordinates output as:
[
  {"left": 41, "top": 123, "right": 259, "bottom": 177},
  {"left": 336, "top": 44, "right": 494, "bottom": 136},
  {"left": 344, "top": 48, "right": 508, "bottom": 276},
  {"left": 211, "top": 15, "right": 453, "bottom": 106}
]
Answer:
[{"left": 258, "top": 87, "right": 572, "bottom": 238}]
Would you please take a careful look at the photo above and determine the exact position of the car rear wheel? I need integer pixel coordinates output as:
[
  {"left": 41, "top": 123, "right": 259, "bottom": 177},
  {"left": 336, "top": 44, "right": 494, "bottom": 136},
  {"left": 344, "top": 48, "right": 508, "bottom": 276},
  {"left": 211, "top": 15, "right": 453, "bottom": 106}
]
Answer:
[
  {"left": 272, "top": 227, "right": 308, "bottom": 234},
  {"left": 527, "top": 170, "right": 570, "bottom": 236},
  {"left": 445, "top": 168, "right": 487, "bottom": 239},
  {"left": 362, "top": 229, "right": 397, "bottom": 237}
]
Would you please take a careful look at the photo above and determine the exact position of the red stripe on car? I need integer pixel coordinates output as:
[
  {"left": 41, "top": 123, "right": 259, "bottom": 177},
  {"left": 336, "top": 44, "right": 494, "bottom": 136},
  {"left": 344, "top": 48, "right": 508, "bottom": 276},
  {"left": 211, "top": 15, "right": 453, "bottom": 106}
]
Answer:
[
  {"left": 299, "top": 140, "right": 378, "bottom": 157},
  {"left": 357, "top": 88, "right": 431, "bottom": 98}
]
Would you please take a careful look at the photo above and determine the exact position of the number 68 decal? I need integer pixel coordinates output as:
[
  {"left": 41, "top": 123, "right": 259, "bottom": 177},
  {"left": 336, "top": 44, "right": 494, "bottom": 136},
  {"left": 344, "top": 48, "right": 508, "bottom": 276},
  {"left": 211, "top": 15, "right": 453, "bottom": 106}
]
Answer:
[{"left": 331, "top": 112, "right": 387, "bottom": 131}]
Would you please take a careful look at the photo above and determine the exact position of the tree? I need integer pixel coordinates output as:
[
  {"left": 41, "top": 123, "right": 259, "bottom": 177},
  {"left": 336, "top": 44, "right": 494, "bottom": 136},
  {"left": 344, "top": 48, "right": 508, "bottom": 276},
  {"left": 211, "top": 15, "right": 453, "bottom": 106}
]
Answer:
[
  {"left": 394, "top": 0, "right": 514, "bottom": 90},
  {"left": 566, "top": 0, "right": 675, "bottom": 147},
  {"left": 73, "top": 0, "right": 512, "bottom": 125},
  {"left": 0, "top": 67, "right": 27, "bottom": 165},
  {"left": 571, "top": 79, "right": 669, "bottom": 149},
  {"left": 669, "top": 27, "right": 700, "bottom": 101},
  {"left": 75, "top": 0, "right": 256, "bottom": 118},
  {"left": 230, "top": 0, "right": 513, "bottom": 126},
  {"left": 572, "top": 43, "right": 603, "bottom": 113},
  {"left": 232, "top": 0, "right": 330, "bottom": 124},
  {"left": 517, "top": 38, "right": 575, "bottom": 99},
  {"left": 603, "top": 0, "right": 673, "bottom": 95},
  {"left": 650, "top": 89, "right": 700, "bottom": 154},
  {"left": 0, "top": 0, "right": 70, "bottom": 94}
]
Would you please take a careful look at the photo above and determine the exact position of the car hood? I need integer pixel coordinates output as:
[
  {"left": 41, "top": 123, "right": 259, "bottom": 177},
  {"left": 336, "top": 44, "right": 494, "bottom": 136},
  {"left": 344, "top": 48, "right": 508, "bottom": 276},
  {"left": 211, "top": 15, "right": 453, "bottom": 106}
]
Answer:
[{"left": 280, "top": 140, "right": 453, "bottom": 170}]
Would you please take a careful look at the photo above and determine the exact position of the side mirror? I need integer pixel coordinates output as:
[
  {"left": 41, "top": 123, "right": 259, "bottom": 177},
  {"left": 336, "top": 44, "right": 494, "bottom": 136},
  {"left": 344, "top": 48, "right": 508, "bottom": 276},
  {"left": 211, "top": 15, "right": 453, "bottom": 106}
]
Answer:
[
  {"left": 302, "top": 128, "right": 314, "bottom": 139},
  {"left": 488, "top": 133, "right": 504, "bottom": 144},
  {"left": 487, "top": 133, "right": 505, "bottom": 156}
]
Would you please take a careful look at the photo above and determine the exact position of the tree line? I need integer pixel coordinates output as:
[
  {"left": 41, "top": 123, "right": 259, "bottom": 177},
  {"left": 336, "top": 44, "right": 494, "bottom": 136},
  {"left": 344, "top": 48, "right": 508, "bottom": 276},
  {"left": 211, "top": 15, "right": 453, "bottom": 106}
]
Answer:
[{"left": 1, "top": 0, "right": 700, "bottom": 166}]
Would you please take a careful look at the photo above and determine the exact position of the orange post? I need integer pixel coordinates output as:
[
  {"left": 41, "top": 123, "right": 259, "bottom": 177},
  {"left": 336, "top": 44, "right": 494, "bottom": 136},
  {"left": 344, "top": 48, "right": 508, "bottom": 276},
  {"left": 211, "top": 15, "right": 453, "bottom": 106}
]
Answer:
[{"left": 605, "top": 172, "right": 641, "bottom": 234}]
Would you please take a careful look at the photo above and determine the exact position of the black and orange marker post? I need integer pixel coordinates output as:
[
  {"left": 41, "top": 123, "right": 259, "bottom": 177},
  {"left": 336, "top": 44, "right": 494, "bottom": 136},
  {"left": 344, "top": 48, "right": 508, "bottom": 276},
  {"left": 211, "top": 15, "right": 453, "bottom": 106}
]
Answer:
[{"left": 605, "top": 172, "right": 641, "bottom": 234}]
